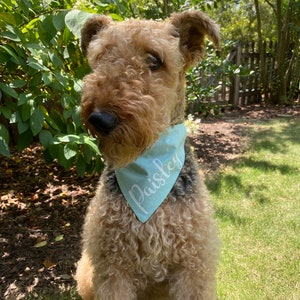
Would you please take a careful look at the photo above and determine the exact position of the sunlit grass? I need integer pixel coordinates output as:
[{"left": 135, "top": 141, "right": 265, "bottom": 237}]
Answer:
[{"left": 208, "top": 118, "right": 300, "bottom": 300}]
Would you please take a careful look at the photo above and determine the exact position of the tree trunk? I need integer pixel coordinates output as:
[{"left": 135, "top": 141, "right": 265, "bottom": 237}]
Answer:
[
  {"left": 163, "top": 0, "right": 169, "bottom": 16},
  {"left": 270, "top": 0, "right": 295, "bottom": 104},
  {"left": 254, "top": 0, "right": 269, "bottom": 103}
]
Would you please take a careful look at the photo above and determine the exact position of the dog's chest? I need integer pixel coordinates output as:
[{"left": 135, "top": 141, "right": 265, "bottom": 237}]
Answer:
[{"left": 100, "top": 164, "right": 199, "bottom": 272}]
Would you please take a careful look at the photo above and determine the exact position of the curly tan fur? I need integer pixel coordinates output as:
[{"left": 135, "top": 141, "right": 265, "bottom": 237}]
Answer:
[{"left": 76, "top": 10, "right": 220, "bottom": 300}]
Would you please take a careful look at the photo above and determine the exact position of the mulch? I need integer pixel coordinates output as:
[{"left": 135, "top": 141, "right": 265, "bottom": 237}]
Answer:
[{"left": 1, "top": 105, "right": 299, "bottom": 299}]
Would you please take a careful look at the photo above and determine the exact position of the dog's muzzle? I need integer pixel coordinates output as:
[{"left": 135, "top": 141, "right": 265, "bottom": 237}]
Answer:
[{"left": 88, "top": 111, "right": 117, "bottom": 135}]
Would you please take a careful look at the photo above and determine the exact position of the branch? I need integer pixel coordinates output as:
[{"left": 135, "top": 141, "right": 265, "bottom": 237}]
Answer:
[
  {"left": 264, "top": 0, "right": 277, "bottom": 15},
  {"left": 129, "top": 3, "right": 136, "bottom": 18}
]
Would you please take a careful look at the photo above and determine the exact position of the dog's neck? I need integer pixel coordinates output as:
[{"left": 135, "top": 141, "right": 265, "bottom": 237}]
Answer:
[{"left": 115, "top": 124, "right": 187, "bottom": 222}]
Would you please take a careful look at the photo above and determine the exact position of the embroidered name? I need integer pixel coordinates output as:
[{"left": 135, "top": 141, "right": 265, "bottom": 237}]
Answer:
[
  {"left": 115, "top": 123, "right": 186, "bottom": 222},
  {"left": 128, "top": 153, "right": 183, "bottom": 214}
]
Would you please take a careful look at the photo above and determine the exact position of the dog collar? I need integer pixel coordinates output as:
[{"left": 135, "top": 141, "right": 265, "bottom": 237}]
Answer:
[{"left": 115, "top": 124, "right": 186, "bottom": 223}]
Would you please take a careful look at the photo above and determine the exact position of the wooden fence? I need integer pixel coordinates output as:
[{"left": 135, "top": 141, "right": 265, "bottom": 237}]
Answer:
[
  {"left": 229, "top": 41, "right": 262, "bottom": 107},
  {"left": 186, "top": 41, "right": 299, "bottom": 111}
]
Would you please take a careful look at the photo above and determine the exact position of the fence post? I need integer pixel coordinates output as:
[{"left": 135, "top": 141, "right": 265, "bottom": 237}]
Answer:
[{"left": 232, "top": 43, "right": 242, "bottom": 108}]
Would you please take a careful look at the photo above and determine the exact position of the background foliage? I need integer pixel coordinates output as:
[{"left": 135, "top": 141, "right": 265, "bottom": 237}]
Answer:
[
  {"left": 0, "top": 0, "right": 103, "bottom": 176},
  {"left": 1, "top": 0, "right": 299, "bottom": 175}
]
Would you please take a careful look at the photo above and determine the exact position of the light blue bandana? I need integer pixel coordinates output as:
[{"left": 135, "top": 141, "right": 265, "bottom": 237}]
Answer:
[{"left": 115, "top": 124, "right": 186, "bottom": 223}]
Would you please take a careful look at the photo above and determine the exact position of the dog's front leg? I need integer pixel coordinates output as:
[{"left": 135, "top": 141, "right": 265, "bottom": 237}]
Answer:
[
  {"left": 93, "top": 269, "right": 137, "bottom": 300},
  {"left": 169, "top": 268, "right": 216, "bottom": 300}
]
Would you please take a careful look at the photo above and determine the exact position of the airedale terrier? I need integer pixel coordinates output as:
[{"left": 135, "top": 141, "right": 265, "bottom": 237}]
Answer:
[{"left": 76, "top": 10, "right": 220, "bottom": 300}]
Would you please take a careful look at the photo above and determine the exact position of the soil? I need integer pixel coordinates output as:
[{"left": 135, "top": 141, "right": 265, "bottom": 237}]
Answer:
[{"left": 1, "top": 105, "right": 299, "bottom": 299}]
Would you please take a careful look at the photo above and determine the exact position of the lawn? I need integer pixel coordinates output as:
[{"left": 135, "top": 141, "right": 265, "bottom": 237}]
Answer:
[{"left": 208, "top": 118, "right": 300, "bottom": 300}]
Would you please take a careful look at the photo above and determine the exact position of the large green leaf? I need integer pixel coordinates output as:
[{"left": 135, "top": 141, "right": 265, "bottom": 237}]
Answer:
[
  {"left": 30, "top": 107, "right": 44, "bottom": 136},
  {"left": 39, "top": 130, "right": 53, "bottom": 148},
  {"left": 52, "top": 11, "right": 67, "bottom": 31},
  {"left": 79, "top": 134, "right": 101, "bottom": 156},
  {"left": 18, "top": 93, "right": 32, "bottom": 106},
  {"left": 17, "top": 130, "right": 33, "bottom": 151},
  {"left": 76, "top": 153, "right": 86, "bottom": 177},
  {"left": 0, "top": 82, "right": 18, "bottom": 99},
  {"left": 0, "top": 137, "right": 10, "bottom": 158},
  {"left": 63, "top": 142, "right": 78, "bottom": 160},
  {"left": 49, "top": 52, "right": 64, "bottom": 69},
  {"left": 18, "top": 120, "right": 29, "bottom": 135},
  {"left": 0, "top": 119, "right": 10, "bottom": 158},
  {"left": 49, "top": 143, "right": 74, "bottom": 170},
  {"left": 28, "top": 57, "right": 49, "bottom": 71},
  {"left": 38, "top": 14, "right": 57, "bottom": 45},
  {"left": 0, "top": 106, "right": 12, "bottom": 119},
  {"left": 11, "top": 79, "right": 26, "bottom": 88},
  {"left": 2, "top": 24, "right": 23, "bottom": 42},
  {"left": 0, "top": 124, "right": 9, "bottom": 143},
  {"left": 65, "top": 10, "right": 94, "bottom": 38},
  {"left": 54, "top": 134, "right": 80, "bottom": 144},
  {"left": 42, "top": 72, "right": 53, "bottom": 85},
  {"left": 21, "top": 99, "right": 35, "bottom": 121}
]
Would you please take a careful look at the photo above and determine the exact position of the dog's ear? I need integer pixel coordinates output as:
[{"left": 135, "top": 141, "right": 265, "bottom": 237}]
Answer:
[
  {"left": 170, "top": 10, "right": 220, "bottom": 67},
  {"left": 81, "top": 15, "right": 112, "bottom": 57}
]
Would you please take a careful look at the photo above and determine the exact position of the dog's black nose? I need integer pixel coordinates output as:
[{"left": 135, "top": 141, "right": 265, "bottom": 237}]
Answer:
[{"left": 88, "top": 111, "right": 117, "bottom": 135}]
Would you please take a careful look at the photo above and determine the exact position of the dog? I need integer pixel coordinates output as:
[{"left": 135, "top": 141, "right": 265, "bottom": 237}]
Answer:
[{"left": 76, "top": 10, "right": 220, "bottom": 300}]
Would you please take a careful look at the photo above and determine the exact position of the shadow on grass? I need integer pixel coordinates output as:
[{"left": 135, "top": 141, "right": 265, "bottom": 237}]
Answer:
[
  {"left": 207, "top": 172, "right": 269, "bottom": 226},
  {"left": 240, "top": 158, "right": 299, "bottom": 175},
  {"left": 208, "top": 118, "right": 300, "bottom": 225},
  {"left": 214, "top": 205, "right": 248, "bottom": 226},
  {"left": 249, "top": 118, "right": 300, "bottom": 153}
]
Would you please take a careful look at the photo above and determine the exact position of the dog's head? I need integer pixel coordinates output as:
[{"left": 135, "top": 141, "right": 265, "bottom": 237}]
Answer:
[{"left": 80, "top": 11, "right": 220, "bottom": 167}]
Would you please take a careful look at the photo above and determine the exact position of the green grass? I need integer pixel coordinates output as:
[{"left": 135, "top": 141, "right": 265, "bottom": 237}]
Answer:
[{"left": 208, "top": 118, "right": 300, "bottom": 300}]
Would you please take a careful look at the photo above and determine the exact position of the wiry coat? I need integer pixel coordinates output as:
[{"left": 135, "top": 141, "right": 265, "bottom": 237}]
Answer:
[{"left": 76, "top": 10, "right": 220, "bottom": 300}]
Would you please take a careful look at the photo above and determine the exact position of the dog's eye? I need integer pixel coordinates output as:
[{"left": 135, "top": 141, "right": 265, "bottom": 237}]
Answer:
[{"left": 146, "top": 54, "right": 163, "bottom": 71}]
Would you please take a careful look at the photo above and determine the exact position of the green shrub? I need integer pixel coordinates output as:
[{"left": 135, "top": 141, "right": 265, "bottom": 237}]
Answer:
[
  {"left": 186, "top": 40, "right": 253, "bottom": 116},
  {"left": 0, "top": 0, "right": 102, "bottom": 176},
  {"left": 0, "top": 0, "right": 174, "bottom": 176}
]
